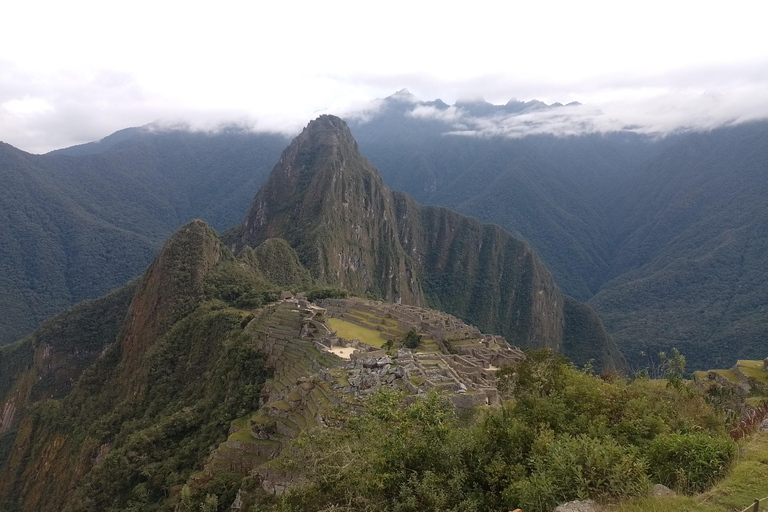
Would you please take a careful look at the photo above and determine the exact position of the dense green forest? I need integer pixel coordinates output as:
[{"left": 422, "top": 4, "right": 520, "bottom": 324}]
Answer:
[{"left": 0, "top": 130, "right": 287, "bottom": 344}]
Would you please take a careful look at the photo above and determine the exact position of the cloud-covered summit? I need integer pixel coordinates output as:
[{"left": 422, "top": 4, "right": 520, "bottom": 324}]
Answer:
[{"left": 363, "top": 87, "right": 768, "bottom": 140}]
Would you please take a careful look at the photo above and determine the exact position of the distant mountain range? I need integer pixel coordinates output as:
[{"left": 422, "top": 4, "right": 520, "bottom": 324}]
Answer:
[
  {"left": 347, "top": 93, "right": 768, "bottom": 370},
  {"left": 1, "top": 91, "right": 767, "bottom": 370}
]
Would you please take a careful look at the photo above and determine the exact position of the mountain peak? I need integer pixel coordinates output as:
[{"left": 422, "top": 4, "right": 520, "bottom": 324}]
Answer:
[
  {"left": 388, "top": 88, "right": 419, "bottom": 103},
  {"left": 225, "top": 116, "right": 624, "bottom": 371},
  {"left": 302, "top": 114, "right": 355, "bottom": 143},
  {"left": 118, "top": 219, "right": 223, "bottom": 388},
  {"left": 226, "top": 116, "right": 421, "bottom": 304}
]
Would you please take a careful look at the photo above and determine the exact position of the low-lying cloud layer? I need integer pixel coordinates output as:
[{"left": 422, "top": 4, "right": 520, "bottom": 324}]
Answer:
[
  {"left": 404, "top": 85, "right": 768, "bottom": 139},
  {"left": 6, "top": 80, "right": 768, "bottom": 155}
]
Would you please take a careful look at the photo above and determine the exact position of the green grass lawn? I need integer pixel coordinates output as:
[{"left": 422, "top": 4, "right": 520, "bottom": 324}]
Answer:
[
  {"left": 714, "top": 369, "right": 740, "bottom": 384},
  {"left": 328, "top": 317, "right": 387, "bottom": 348},
  {"left": 228, "top": 428, "right": 256, "bottom": 442},
  {"left": 737, "top": 360, "right": 768, "bottom": 385}
]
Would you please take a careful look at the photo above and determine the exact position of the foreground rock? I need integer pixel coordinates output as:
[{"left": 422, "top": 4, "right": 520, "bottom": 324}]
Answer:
[{"left": 554, "top": 500, "right": 598, "bottom": 512}]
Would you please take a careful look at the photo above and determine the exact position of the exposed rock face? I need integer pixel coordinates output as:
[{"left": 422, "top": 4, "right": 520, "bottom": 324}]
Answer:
[
  {"left": 0, "top": 399, "right": 16, "bottom": 435},
  {"left": 393, "top": 192, "right": 565, "bottom": 350},
  {"left": 228, "top": 115, "right": 625, "bottom": 371},
  {"left": 229, "top": 115, "right": 420, "bottom": 305}
]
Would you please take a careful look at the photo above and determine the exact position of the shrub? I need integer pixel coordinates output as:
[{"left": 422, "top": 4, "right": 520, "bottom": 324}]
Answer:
[
  {"left": 504, "top": 433, "right": 649, "bottom": 511},
  {"left": 402, "top": 328, "right": 421, "bottom": 349},
  {"left": 646, "top": 432, "right": 736, "bottom": 493}
]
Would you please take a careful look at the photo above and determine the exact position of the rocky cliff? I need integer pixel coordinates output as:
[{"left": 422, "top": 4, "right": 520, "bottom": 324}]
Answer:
[
  {"left": 228, "top": 115, "right": 625, "bottom": 371},
  {"left": 228, "top": 115, "right": 421, "bottom": 305}
]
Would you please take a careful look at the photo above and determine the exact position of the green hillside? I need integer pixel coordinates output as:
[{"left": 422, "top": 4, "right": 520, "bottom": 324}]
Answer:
[
  {"left": 0, "top": 220, "right": 283, "bottom": 510},
  {"left": 0, "top": 130, "right": 287, "bottom": 345},
  {"left": 591, "top": 123, "right": 768, "bottom": 370}
]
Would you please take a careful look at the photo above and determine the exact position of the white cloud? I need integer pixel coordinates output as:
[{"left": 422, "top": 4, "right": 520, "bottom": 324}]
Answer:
[
  {"left": 1, "top": 0, "right": 767, "bottom": 152},
  {"left": 2, "top": 96, "right": 53, "bottom": 115},
  {"left": 398, "top": 83, "right": 768, "bottom": 140}
]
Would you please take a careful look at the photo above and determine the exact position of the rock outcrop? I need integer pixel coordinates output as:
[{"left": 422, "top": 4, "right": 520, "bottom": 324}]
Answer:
[{"left": 227, "top": 115, "right": 625, "bottom": 371}]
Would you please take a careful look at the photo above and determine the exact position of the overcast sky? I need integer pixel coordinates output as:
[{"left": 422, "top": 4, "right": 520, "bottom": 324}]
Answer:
[{"left": 2, "top": 0, "right": 767, "bottom": 153}]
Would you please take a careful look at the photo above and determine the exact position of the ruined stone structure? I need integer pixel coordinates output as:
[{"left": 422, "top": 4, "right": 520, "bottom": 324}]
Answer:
[{"left": 205, "top": 297, "right": 526, "bottom": 490}]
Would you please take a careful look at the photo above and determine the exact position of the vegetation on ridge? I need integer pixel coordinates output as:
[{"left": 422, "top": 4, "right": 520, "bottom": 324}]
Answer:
[
  {"left": 246, "top": 350, "right": 735, "bottom": 512},
  {"left": 0, "top": 221, "right": 289, "bottom": 511}
]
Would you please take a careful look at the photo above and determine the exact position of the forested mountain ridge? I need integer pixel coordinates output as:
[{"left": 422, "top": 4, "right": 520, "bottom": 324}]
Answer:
[
  {"left": 0, "top": 142, "right": 158, "bottom": 345},
  {"left": 0, "top": 219, "right": 284, "bottom": 510},
  {"left": 226, "top": 115, "right": 624, "bottom": 370},
  {"left": 0, "top": 129, "right": 287, "bottom": 344},
  {"left": 591, "top": 122, "right": 768, "bottom": 369}
]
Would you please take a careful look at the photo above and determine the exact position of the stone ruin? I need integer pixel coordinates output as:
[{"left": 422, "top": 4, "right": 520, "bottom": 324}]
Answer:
[
  {"left": 208, "top": 297, "right": 529, "bottom": 497},
  {"left": 311, "top": 297, "right": 525, "bottom": 408}
]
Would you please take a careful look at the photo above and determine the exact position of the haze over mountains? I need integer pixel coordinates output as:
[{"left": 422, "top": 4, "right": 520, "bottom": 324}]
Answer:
[{"left": 1, "top": 91, "right": 767, "bottom": 370}]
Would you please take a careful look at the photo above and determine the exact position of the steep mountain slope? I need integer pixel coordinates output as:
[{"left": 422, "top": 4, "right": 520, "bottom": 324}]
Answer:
[
  {"left": 228, "top": 115, "right": 625, "bottom": 371},
  {"left": 227, "top": 115, "right": 421, "bottom": 305},
  {"left": 349, "top": 95, "right": 768, "bottom": 371},
  {"left": 0, "top": 220, "right": 285, "bottom": 511},
  {"left": 348, "top": 93, "right": 664, "bottom": 300},
  {"left": 0, "top": 142, "right": 158, "bottom": 345},
  {"left": 0, "top": 129, "right": 286, "bottom": 345},
  {"left": 590, "top": 122, "right": 768, "bottom": 370}
]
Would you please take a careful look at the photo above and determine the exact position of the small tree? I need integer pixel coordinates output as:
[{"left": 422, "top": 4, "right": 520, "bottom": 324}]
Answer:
[
  {"left": 402, "top": 328, "right": 421, "bottom": 349},
  {"left": 662, "top": 348, "right": 686, "bottom": 391}
]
